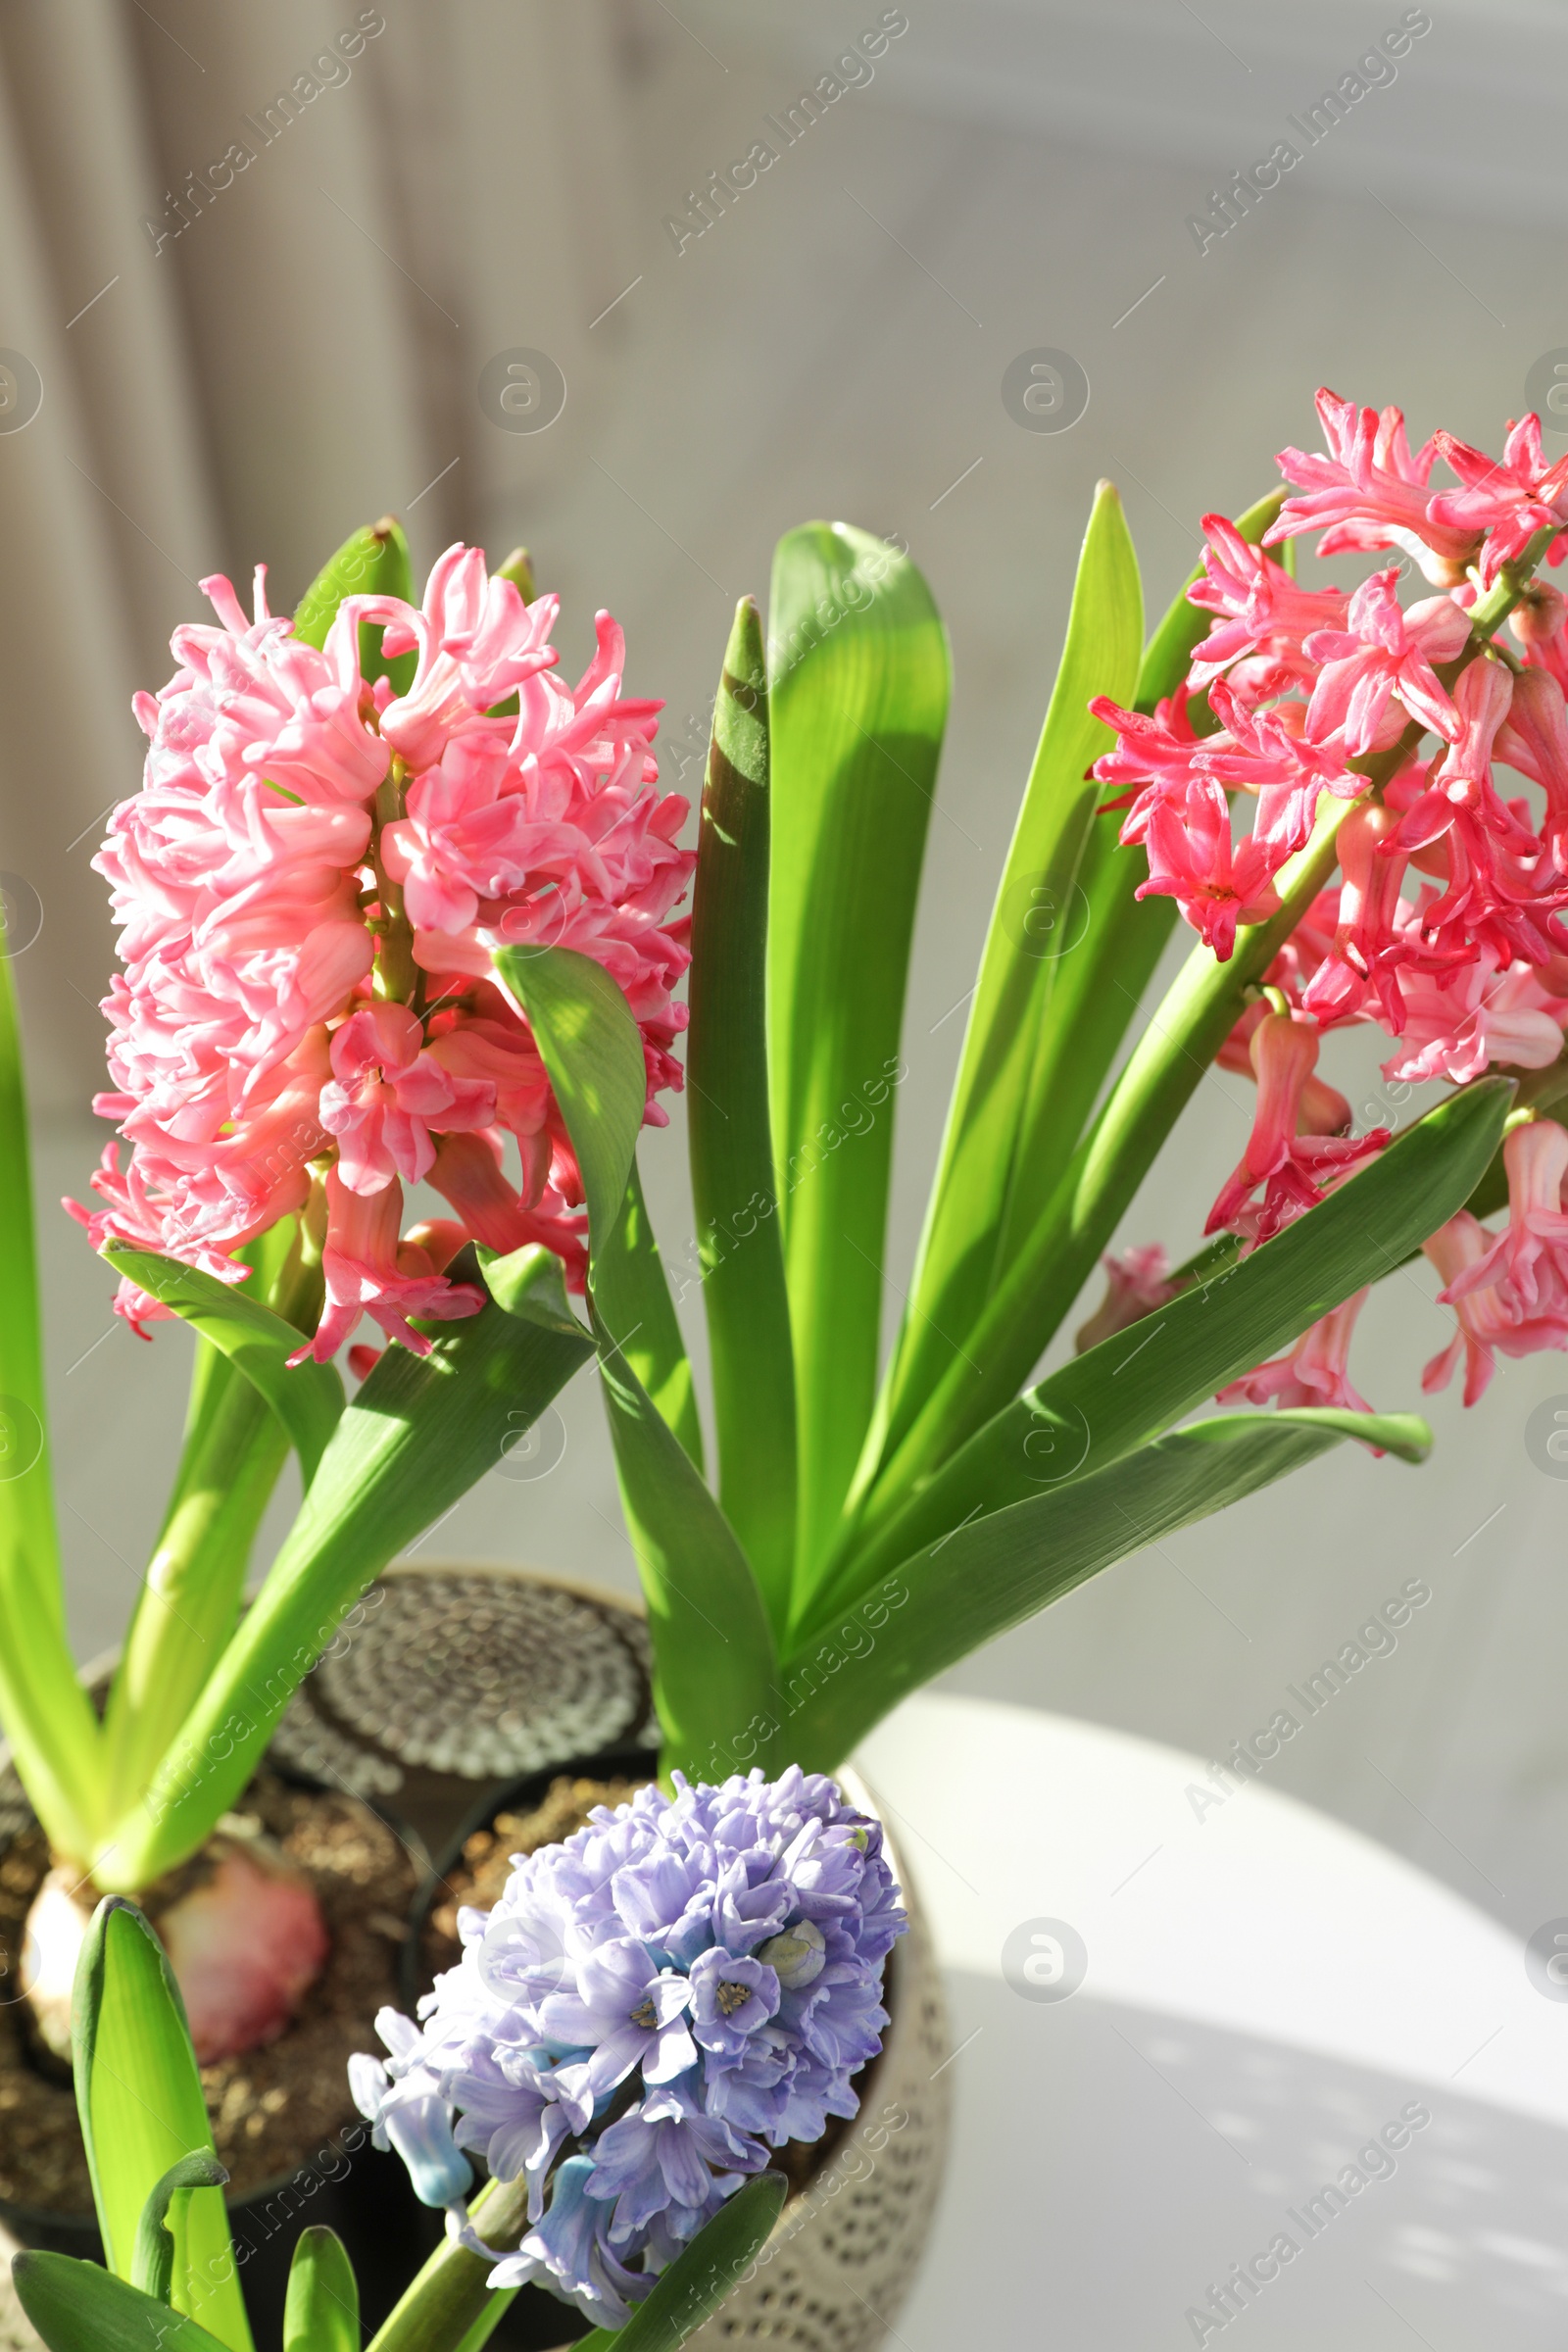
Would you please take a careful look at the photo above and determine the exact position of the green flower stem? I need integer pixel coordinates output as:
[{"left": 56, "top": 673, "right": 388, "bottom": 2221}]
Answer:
[
  {"left": 371, "top": 760, "right": 419, "bottom": 1007},
  {"left": 364, "top": 2177, "right": 526, "bottom": 2352},
  {"left": 99, "top": 1227, "right": 321, "bottom": 1849},
  {"left": 99, "top": 1371, "right": 287, "bottom": 1813}
]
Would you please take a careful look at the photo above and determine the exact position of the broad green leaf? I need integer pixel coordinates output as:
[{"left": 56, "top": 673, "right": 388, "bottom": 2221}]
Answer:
[
  {"left": 767, "top": 524, "right": 950, "bottom": 1573},
  {"left": 293, "top": 516, "right": 416, "bottom": 693},
  {"left": 101, "top": 1248, "right": 594, "bottom": 1887},
  {"left": 856, "top": 488, "right": 1285, "bottom": 1539},
  {"left": 860, "top": 484, "right": 1141, "bottom": 1525},
  {"left": 826, "top": 1078, "right": 1509, "bottom": 1609},
  {"left": 787, "top": 1409, "right": 1419, "bottom": 1767},
  {"left": 73, "top": 1901, "right": 250, "bottom": 2352},
  {"left": 132, "top": 2155, "right": 229, "bottom": 2306},
  {"left": 593, "top": 1160, "right": 704, "bottom": 1469},
  {"left": 283, "top": 2227, "right": 360, "bottom": 2352},
  {"left": 854, "top": 788, "right": 1364, "bottom": 1509},
  {"left": 590, "top": 1289, "right": 780, "bottom": 1782},
  {"left": 0, "top": 928, "right": 104, "bottom": 1856},
  {"left": 979, "top": 484, "right": 1289, "bottom": 1226},
  {"left": 687, "top": 596, "right": 797, "bottom": 1618},
  {"left": 573, "top": 2176, "right": 788, "bottom": 2352},
  {"left": 494, "top": 939, "right": 702, "bottom": 1460},
  {"left": 494, "top": 938, "right": 760, "bottom": 1768},
  {"left": 101, "top": 1243, "right": 343, "bottom": 1486},
  {"left": 12, "top": 2254, "right": 232, "bottom": 2352},
  {"left": 491, "top": 943, "right": 646, "bottom": 1250}
]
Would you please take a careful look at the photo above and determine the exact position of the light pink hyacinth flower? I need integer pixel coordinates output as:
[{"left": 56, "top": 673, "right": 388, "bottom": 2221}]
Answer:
[
  {"left": 1217, "top": 1290, "right": 1375, "bottom": 1417},
  {"left": 71, "top": 548, "right": 694, "bottom": 1365}
]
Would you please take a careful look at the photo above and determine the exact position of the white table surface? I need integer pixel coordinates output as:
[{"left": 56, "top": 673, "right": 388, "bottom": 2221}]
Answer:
[{"left": 859, "top": 1692, "right": 1568, "bottom": 2349}]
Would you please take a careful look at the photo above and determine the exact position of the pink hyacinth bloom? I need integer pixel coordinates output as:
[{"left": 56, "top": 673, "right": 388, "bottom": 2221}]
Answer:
[
  {"left": 1134, "top": 780, "right": 1283, "bottom": 960},
  {"left": 319, "top": 1001, "right": 493, "bottom": 1194},
  {"left": 1217, "top": 1289, "right": 1375, "bottom": 1416},
  {"left": 73, "top": 550, "right": 692, "bottom": 1360},
  {"left": 1421, "top": 1202, "right": 1568, "bottom": 1405},
  {"left": 1379, "top": 955, "right": 1568, "bottom": 1085},
  {"left": 1186, "top": 514, "right": 1348, "bottom": 704},
  {"left": 1392, "top": 658, "right": 1527, "bottom": 859},
  {"left": 1265, "top": 390, "right": 1476, "bottom": 580},
  {"left": 1428, "top": 415, "right": 1568, "bottom": 589},
  {"left": 1510, "top": 581, "right": 1568, "bottom": 696},
  {"left": 297, "top": 1168, "right": 486, "bottom": 1368},
  {"left": 1494, "top": 663, "right": 1568, "bottom": 870},
  {"left": 1440, "top": 1120, "right": 1568, "bottom": 1324},
  {"left": 1300, "top": 568, "right": 1467, "bottom": 755},
  {"left": 1207, "top": 1012, "right": 1389, "bottom": 1245},
  {"left": 1074, "top": 1245, "right": 1177, "bottom": 1354},
  {"left": 368, "top": 546, "right": 563, "bottom": 770},
  {"left": 1301, "top": 801, "right": 1413, "bottom": 1028}
]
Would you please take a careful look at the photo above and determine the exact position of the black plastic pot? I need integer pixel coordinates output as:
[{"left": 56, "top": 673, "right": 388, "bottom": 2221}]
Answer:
[
  {"left": 1, "top": 2135, "right": 445, "bottom": 2344},
  {"left": 0, "top": 1752, "right": 445, "bottom": 2341}
]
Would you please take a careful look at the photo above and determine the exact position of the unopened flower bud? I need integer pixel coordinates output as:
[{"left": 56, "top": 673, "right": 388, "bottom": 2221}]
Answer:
[{"left": 758, "top": 1917, "right": 827, "bottom": 1988}]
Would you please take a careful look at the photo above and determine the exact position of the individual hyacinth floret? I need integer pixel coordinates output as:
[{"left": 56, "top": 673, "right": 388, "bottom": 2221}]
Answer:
[
  {"left": 70, "top": 545, "right": 694, "bottom": 1365},
  {"left": 1080, "top": 388, "right": 1568, "bottom": 1419},
  {"left": 349, "top": 1767, "right": 906, "bottom": 2330}
]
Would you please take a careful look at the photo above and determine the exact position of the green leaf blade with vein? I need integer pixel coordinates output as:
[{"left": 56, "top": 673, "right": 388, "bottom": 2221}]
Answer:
[
  {"left": 494, "top": 941, "right": 701, "bottom": 1462},
  {"left": 855, "top": 487, "right": 1286, "bottom": 1536},
  {"left": 786, "top": 1410, "right": 1418, "bottom": 1768},
  {"left": 12, "top": 2255, "right": 233, "bottom": 2352},
  {"left": 589, "top": 1287, "right": 779, "bottom": 1781},
  {"left": 855, "top": 787, "right": 1361, "bottom": 1513},
  {"left": 100, "top": 1243, "right": 343, "bottom": 1486},
  {"left": 101, "top": 1219, "right": 313, "bottom": 1810},
  {"left": 0, "top": 930, "right": 104, "bottom": 1857},
  {"left": 688, "top": 596, "right": 796, "bottom": 1611},
  {"left": 283, "top": 2227, "right": 360, "bottom": 2352},
  {"left": 822, "top": 1077, "right": 1509, "bottom": 1616},
  {"left": 862, "top": 482, "right": 1142, "bottom": 1508},
  {"left": 491, "top": 943, "right": 646, "bottom": 1246},
  {"left": 132, "top": 2155, "right": 229, "bottom": 2306},
  {"left": 973, "top": 490, "right": 1289, "bottom": 1266},
  {"left": 593, "top": 1161, "right": 704, "bottom": 1468},
  {"left": 767, "top": 524, "right": 950, "bottom": 1574},
  {"left": 73, "top": 1900, "right": 250, "bottom": 2352},
  {"left": 99, "top": 1248, "right": 594, "bottom": 1888}
]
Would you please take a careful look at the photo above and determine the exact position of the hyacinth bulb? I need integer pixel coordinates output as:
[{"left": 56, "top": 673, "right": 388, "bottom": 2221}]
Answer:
[{"left": 22, "top": 1828, "right": 328, "bottom": 2065}]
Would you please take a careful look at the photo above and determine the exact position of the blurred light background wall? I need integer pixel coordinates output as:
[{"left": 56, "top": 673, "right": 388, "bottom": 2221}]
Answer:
[{"left": 2, "top": 0, "right": 1566, "bottom": 1930}]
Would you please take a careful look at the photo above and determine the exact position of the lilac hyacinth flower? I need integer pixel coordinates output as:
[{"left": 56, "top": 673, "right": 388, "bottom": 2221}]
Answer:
[
  {"left": 489, "top": 2154, "right": 649, "bottom": 2329},
  {"left": 349, "top": 2008, "right": 473, "bottom": 2215},
  {"left": 688, "top": 1946, "right": 780, "bottom": 2061},
  {"left": 586, "top": 2079, "right": 760, "bottom": 2238},
  {"left": 536, "top": 1936, "right": 697, "bottom": 2093},
  {"left": 350, "top": 1765, "right": 906, "bottom": 2329}
]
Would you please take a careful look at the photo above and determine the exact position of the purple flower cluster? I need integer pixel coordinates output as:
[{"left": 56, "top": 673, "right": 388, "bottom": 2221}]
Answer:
[{"left": 349, "top": 1767, "right": 906, "bottom": 2328}]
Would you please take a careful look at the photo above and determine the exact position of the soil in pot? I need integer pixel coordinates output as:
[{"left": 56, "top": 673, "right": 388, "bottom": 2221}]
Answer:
[{"left": 0, "top": 1772, "right": 433, "bottom": 2339}]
